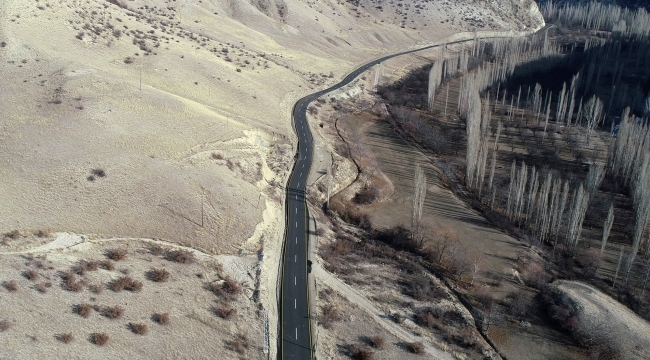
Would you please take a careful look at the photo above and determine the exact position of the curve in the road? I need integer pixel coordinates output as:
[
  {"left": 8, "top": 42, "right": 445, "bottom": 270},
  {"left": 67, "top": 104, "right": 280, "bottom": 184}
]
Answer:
[{"left": 279, "top": 25, "right": 552, "bottom": 360}]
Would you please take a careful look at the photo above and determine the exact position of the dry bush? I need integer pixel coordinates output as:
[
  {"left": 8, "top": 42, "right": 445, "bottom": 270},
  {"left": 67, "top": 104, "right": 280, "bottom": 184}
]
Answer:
[
  {"left": 6, "top": 229, "right": 21, "bottom": 239},
  {"left": 24, "top": 269, "right": 38, "bottom": 280},
  {"left": 320, "top": 304, "right": 342, "bottom": 329},
  {"left": 101, "top": 260, "right": 115, "bottom": 271},
  {"left": 106, "top": 248, "right": 128, "bottom": 261},
  {"left": 166, "top": 249, "right": 195, "bottom": 263},
  {"left": 451, "top": 328, "right": 478, "bottom": 348},
  {"left": 61, "top": 271, "right": 84, "bottom": 292},
  {"left": 0, "top": 320, "right": 11, "bottom": 332},
  {"left": 36, "top": 283, "right": 48, "bottom": 293},
  {"left": 110, "top": 276, "right": 142, "bottom": 292},
  {"left": 4, "top": 280, "right": 18, "bottom": 292},
  {"left": 414, "top": 307, "right": 445, "bottom": 331},
  {"left": 148, "top": 268, "right": 170, "bottom": 282},
  {"left": 75, "top": 303, "right": 93, "bottom": 318},
  {"left": 153, "top": 312, "right": 170, "bottom": 325},
  {"left": 124, "top": 56, "right": 134, "bottom": 64},
  {"left": 58, "top": 332, "right": 74, "bottom": 343},
  {"left": 90, "top": 284, "right": 105, "bottom": 294},
  {"left": 103, "top": 305, "right": 125, "bottom": 319},
  {"left": 350, "top": 344, "right": 375, "bottom": 360},
  {"left": 521, "top": 260, "right": 549, "bottom": 289},
  {"left": 91, "top": 332, "right": 109, "bottom": 346},
  {"left": 91, "top": 168, "right": 106, "bottom": 178},
  {"left": 35, "top": 229, "right": 51, "bottom": 238},
  {"left": 129, "top": 323, "right": 148, "bottom": 335},
  {"left": 209, "top": 276, "right": 242, "bottom": 299},
  {"left": 408, "top": 341, "right": 425, "bottom": 354},
  {"left": 354, "top": 185, "right": 381, "bottom": 205},
  {"left": 149, "top": 244, "right": 165, "bottom": 256},
  {"left": 368, "top": 336, "right": 385, "bottom": 349},
  {"left": 213, "top": 304, "right": 237, "bottom": 319},
  {"left": 73, "top": 259, "right": 99, "bottom": 275},
  {"left": 228, "top": 333, "right": 249, "bottom": 355}
]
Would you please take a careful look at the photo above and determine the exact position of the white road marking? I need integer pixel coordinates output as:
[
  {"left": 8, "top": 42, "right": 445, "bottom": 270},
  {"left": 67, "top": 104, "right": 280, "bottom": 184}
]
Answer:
[
  {"left": 295, "top": 222, "right": 297, "bottom": 228},
  {"left": 295, "top": 255, "right": 297, "bottom": 262},
  {"left": 296, "top": 237, "right": 298, "bottom": 244},
  {"left": 295, "top": 299, "right": 297, "bottom": 309},
  {"left": 295, "top": 208, "right": 297, "bottom": 214},
  {"left": 295, "top": 277, "right": 296, "bottom": 285},
  {"left": 296, "top": 328, "right": 298, "bottom": 340}
]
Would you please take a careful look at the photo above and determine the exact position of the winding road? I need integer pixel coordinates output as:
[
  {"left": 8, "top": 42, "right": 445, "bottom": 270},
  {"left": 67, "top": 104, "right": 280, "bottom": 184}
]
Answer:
[{"left": 280, "top": 26, "right": 552, "bottom": 359}]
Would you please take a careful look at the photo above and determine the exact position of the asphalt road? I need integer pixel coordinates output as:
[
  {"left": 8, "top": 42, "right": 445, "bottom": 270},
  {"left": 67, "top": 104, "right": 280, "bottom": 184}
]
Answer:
[{"left": 279, "top": 26, "right": 553, "bottom": 360}]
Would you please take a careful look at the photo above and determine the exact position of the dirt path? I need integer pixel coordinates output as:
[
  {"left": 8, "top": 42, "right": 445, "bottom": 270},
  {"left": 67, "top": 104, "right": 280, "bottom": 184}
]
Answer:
[{"left": 312, "top": 262, "right": 453, "bottom": 360}]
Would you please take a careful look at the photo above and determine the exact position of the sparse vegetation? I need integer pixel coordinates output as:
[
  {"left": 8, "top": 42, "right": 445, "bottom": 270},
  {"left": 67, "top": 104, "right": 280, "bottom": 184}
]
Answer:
[
  {"left": 369, "top": 335, "right": 385, "bottom": 349},
  {"left": 91, "top": 332, "right": 109, "bottom": 346},
  {"left": 228, "top": 332, "right": 249, "bottom": 355},
  {"left": 102, "top": 305, "right": 125, "bottom": 319},
  {"left": 0, "top": 319, "right": 11, "bottom": 333},
  {"left": 129, "top": 322, "right": 148, "bottom": 335},
  {"left": 213, "top": 304, "right": 237, "bottom": 319},
  {"left": 75, "top": 304, "right": 93, "bottom": 318},
  {"left": 58, "top": 332, "right": 74, "bottom": 343},
  {"left": 24, "top": 269, "right": 38, "bottom": 280},
  {"left": 101, "top": 260, "right": 115, "bottom": 271},
  {"left": 148, "top": 268, "right": 170, "bottom": 282},
  {"left": 149, "top": 244, "right": 165, "bottom": 256},
  {"left": 106, "top": 248, "right": 127, "bottom": 261},
  {"left": 350, "top": 344, "right": 375, "bottom": 360},
  {"left": 166, "top": 249, "right": 195, "bottom": 263},
  {"left": 153, "top": 312, "right": 170, "bottom": 325},
  {"left": 320, "top": 303, "right": 342, "bottom": 329},
  {"left": 61, "top": 271, "right": 85, "bottom": 292},
  {"left": 4, "top": 280, "right": 18, "bottom": 292},
  {"left": 408, "top": 341, "right": 425, "bottom": 354},
  {"left": 110, "top": 276, "right": 142, "bottom": 292}
]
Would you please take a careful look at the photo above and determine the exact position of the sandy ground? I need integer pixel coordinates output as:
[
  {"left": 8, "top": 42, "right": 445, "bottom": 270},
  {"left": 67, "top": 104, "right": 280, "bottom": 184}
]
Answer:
[{"left": 0, "top": 233, "right": 265, "bottom": 359}]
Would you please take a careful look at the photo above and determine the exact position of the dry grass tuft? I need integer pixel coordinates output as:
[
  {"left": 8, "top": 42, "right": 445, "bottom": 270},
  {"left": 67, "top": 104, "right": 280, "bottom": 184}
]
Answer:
[
  {"left": 91, "top": 332, "right": 109, "bottom": 346},
  {"left": 213, "top": 304, "right": 237, "bottom": 319},
  {"left": 24, "top": 269, "right": 39, "bottom": 280},
  {"left": 320, "top": 304, "right": 342, "bottom": 329},
  {"left": 36, "top": 282, "right": 48, "bottom": 293},
  {"left": 58, "top": 332, "right": 74, "bottom": 343},
  {"left": 369, "top": 336, "right": 385, "bottom": 349},
  {"left": 166, "top": 249, "right": 195, "bottom": 263},
  {"left": 102, "top": 305, "right": 125, "bottom": 319},
  {"left": 228, "top": 332, "right": 249, "bottom": 354},
  {"left": 4, "top": 280, "right": 18, "bottom": 292},
  {"left": 0, "top": 319, "right": 11, "bottom": 332},
  {"left": 153, "top": 312, "right": 170, "bottom": 325},
  {"left": 61, "top": 271, "right": 85, "bottom": 292},
  {"left": 350, "top": 344, "right": 375, "bottom": 360},
  {"left": 149, "top": 244, "right": 165, "bottom": 256},
  {"left": 110, "top": 276, "right": 143, "bottom": 292},
  {"left": 75, "top": 303, "right": 93, "bottom": 318},
  {"left": 209, "top": 276, "right": 242, "bottom": 299},
  {"left": 101, "top": 260, "right": 115, "bottom": 271},
  {"left": 73, "top": 259, "right": 99, "bottom": 275},
  {"left": 6, "top": 229, "right": 21, "bottom": 239},
  {"left": 129, "top": 322, "right": 148, "bottom": 335},
  {"left": 408, "top": 342, "right": 425, "bottom": 354},
  {"left": 35, "top": 229, "right": 52, "bottom": 238},
  {"left": 106, "top": 248, "right": 128, "bottom": 261},
  {"left": 148, "top": 268, "right": 170, "bottom": 282}
]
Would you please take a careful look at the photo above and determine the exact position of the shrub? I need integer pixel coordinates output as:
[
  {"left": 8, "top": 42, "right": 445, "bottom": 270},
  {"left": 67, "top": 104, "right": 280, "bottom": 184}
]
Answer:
[
  {"left": 35, "top": 229, "right": 52, "bottom": 238},
  {"left": 6, "top": 229, "right": 21, "bottom": 239},
  {"left": 103, "top": 305, "right": 124, "bottom": 319},
  {"left": 91, "top": 332, "right": 109, "bottom": 346},
  {"left": 149, "top": 244, "right": 165, "bottom": 256},
  {"left": 153, "top": 312, "right": 170, "bottom": 325},
  {"left": 110, "top": 276, "right": 142, "bottom": 292},
  {"left": 166, "top": 249, "right": 195, "bottom": 263},
  {"left": 408, "top": 342, "right": 425, "bottom": 354},
  {"left": 90, "top": 284, "right": 105, "bottom": 294},
  {"left": 369, "top": 336, "right": 385, "bottom": 349},
  {"left": 209, "top": 276, "right": 242, "bottom": 299},
  {"left": 36, "top": 283, "right": 48, "bottom": 293},
  {"left": 106, "top": 249, "right": 127, "bottom": 261},
  {"left": 354, "top": 186, "right": 381, "bottom": 204},
  {"left": 214, "top": 304, "right": 237, "bottom": 319},
  {"left": 91, "top": 168, "right": 106, "bottom": 178},
  {"left": 62, "top": 272, "right": 84, "bottom": 292},
  {"left": 350, "top": 344, "right": 375, "bottom": 360},
  {"left": 0, "top": 320, "right": 11, "bottom": 332},
  {"left": 101, "top": 260, "right": 115, "bottom": 271},
  {"left": 24, "top": 269, "right": 38, "bottom": 280},
  {"left": 228, "top": 333, "right": 249, "bottom": 354},
  {"left": 58, "top": 332, "right": 74, "bottom": 343},
  {"left": 148, "top": 268, "right": 170, "bottom": 282},
  {"left": 74, "top": 259, "right": 99, "bottom": 275},
  {"left": 414, "top": 307, "right": 444, "bottom": 330},
  {"left": 75, "top": 304, "right": 93, "bottom": 318},
  {"left": 320, "top": 304, "right": 342, "bottom": 329},
  {"left": 129, "top": 323, "right": 148, "bottom": 335},
  {"left": 4, "top": 280, "right": 18, "bottom": 292}
]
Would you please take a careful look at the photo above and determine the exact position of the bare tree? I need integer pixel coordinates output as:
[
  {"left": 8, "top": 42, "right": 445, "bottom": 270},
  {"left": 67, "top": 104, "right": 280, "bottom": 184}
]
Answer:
[
  {"left": 583, "top": 95, "right": 604, "bottom": 145},
  {"left": 601, "top": 203, "right": 615, "bottom": 257},
  {"left": 412, "top": 164, "right": 427, "bottom": 239}
]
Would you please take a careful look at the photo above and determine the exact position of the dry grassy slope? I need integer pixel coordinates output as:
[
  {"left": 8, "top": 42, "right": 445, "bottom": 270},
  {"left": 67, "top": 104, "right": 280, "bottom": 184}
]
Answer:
[{"left": 0, "top": 0, "right": 543, "bottom": 252}]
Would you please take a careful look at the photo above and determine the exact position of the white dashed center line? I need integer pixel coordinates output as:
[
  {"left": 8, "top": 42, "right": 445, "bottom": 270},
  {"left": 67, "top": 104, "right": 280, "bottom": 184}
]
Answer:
[{"left": 295, "top": 299, "right": 297, "bottom": 309}]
